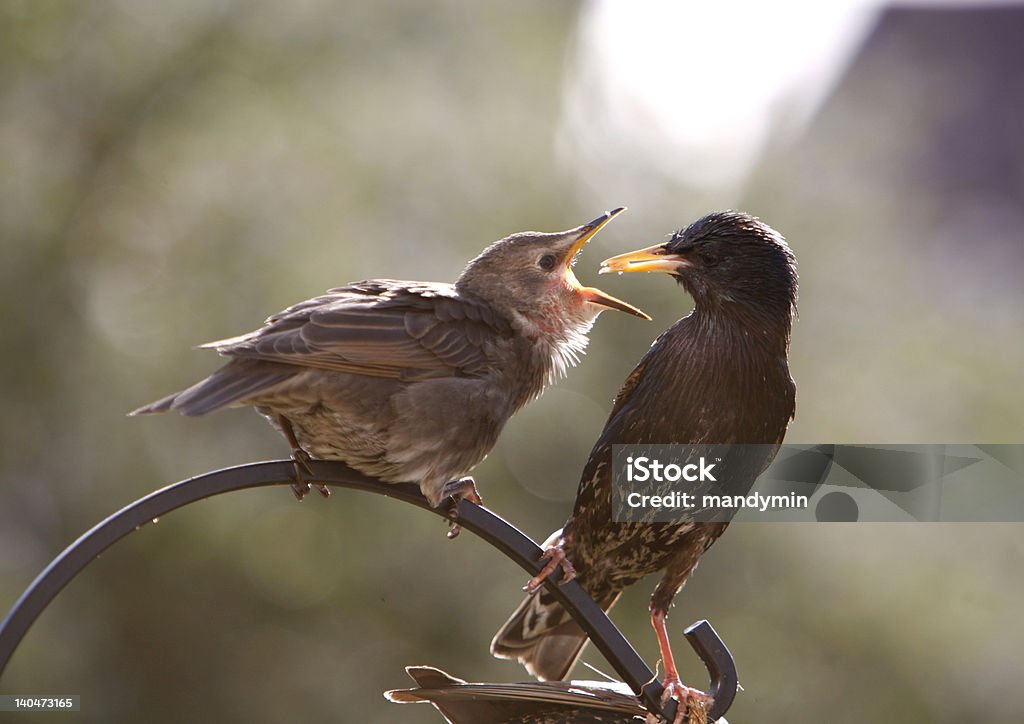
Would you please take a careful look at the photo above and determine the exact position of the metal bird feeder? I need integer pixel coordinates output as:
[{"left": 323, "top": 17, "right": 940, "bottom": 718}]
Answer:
[{"left": 0, "top": 461, "right": 737, "bottom": 722}]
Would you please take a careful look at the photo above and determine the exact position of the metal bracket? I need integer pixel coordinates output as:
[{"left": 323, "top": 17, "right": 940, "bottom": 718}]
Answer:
[{"left": 0, "top": 460, "right": 737, "bottom": 721}]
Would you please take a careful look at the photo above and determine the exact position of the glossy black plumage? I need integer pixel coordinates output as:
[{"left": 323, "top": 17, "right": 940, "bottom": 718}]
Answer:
[{"left": 492, "top": 212, "right": 797, "bottom": 703}]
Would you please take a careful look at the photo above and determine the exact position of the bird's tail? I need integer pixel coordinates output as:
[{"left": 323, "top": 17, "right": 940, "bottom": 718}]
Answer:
[
  {"left": 490, "top": 586, "right": 620, "bottom": 682},
  {"left": 129, "top": 360, "right": 293, "bottom": 417}
]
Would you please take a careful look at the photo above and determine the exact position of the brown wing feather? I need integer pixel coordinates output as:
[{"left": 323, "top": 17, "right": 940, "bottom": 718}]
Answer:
[{"left": 202, "top": 281, "right": 510, "bottom": 381}]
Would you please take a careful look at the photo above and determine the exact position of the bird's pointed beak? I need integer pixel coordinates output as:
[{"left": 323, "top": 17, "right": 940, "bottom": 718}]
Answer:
[
  {"left": 599, "top": 243, "right": 690, "bottom": 275},
  {"left": 567, "top": 206, "right": 628, "bottom": 258},
  {"left": 576, "top": 285, "right": 651, "bottom": 319},
  {"left": 564, "top": 207, "right": 650, "bottom": 320}
]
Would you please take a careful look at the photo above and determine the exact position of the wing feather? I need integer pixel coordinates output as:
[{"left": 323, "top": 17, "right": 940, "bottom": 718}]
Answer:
[{"left": 204, "top": 281, "right": 510, "bottom": 381}]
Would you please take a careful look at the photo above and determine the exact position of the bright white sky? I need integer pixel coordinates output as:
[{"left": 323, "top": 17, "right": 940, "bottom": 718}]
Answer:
[{"left": 559, "top": 0, "right": 1002, "bottom": 192}]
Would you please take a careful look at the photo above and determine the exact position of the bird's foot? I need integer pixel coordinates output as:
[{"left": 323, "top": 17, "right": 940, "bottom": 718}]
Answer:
[
  {"left": 442, "top": 476, "right": 483, "bottom": 505},
  {"left": 442, "top": 477, "right": 482, "bottom": 540},
  {"left": 289, "top": 449, "right": 330, "bottom": 500},
  {"left": 523, "top": 544, "right": 576, "bottom": 595},
  {"left": 647, "top": 677, "right": 711, "bottom": 724},
  {"left": 277, "top": 414, "right": 330, "bottom": 500}
]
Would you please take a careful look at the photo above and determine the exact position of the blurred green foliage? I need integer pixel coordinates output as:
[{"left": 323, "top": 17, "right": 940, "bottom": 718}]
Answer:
[{"left": 1, "top": 2, "right": 1022, "bottom": 722}]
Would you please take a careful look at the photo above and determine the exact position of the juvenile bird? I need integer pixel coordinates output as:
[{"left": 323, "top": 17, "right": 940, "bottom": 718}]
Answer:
[
  {"left": 132, "top": 210, "right": 648, "bottom": 522},
  {"left": 491, "top": 212, "right": 797, "bottom": 717}
]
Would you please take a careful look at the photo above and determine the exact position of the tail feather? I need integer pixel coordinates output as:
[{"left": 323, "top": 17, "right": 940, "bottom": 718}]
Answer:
[
  {"left": 130, "top": 361, "right": 294, "bottom": 417},
  {"left": 491, "top": 587, "right": 620, "bottom": 682},
  {"left": 129, "top": 390, "right": 180, "bottom": 415}
]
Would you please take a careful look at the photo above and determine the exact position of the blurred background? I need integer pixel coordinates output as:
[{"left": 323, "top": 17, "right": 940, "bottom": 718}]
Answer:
[{"left": 2, "top": 1, "right": 1023, "bottom": 721}]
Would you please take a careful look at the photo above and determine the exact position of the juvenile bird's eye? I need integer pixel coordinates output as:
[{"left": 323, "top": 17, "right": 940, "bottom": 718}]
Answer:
[{"left": 538, "top": 254, "right": 557, "bottom": 271}]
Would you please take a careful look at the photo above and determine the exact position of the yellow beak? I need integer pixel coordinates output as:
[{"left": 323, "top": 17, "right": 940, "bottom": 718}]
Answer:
[
  {"left": 568, "top": 207, "right": 628, "bottom": 259},
  {"left": 564, "top": 207, "right": 650, "bottom": 320},
  {"left": 599, "top": 243, "right": 689, "bottom": 275},
  {"left": 575, "top": 285, "right": 651, "bottom": 319}
]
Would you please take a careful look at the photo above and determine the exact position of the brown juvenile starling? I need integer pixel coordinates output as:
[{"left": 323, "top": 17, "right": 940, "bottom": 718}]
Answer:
[
  {"left": 492, "top": 211, "right": 797, "bottom": 717},
  {"left": 132, "top": 210, "right": 648, "bottom": 516}
]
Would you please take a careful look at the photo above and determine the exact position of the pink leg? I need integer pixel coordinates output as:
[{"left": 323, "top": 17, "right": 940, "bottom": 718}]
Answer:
[{"left": 651, "top": 607, "right": 712, "bottom": 723}]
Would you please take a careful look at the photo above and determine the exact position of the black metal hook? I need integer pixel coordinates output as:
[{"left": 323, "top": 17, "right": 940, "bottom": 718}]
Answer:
[
  {"left": 0, "top": 460, "right": 737, "bottom": 721},
  {"left": 684, "top": 620, "right": 739, "bottom": 719}
]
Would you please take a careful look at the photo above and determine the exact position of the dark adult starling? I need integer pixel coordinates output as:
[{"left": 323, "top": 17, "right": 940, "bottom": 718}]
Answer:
[
  {"left": 132, "top": 210, "right": 648, "bottom": 513},
  {"left": 492, "top": 212, "right": 797, "bottom": 716}
]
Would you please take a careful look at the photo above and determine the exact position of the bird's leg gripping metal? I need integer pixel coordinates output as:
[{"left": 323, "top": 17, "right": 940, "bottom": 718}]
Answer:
[
  {"left": 523, "top": 544, "right": 576, "bottom": 594},
  {"left": 275, "top": 414, "right": 330, "bottom": 500},
  {"left": 442, "top": 477, "right": 482, "bottom": 539},
  {"left": 645, "top": 618, "right": 738, "bottom": 723}
]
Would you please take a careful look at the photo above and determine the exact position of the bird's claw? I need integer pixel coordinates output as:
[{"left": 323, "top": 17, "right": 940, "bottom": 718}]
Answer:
[
  {"left": 523, "top": 545, "right": 576, "bottom": 594},
  {"left": 442, "top": 477, "right": 483, "bottom": 506},
  {"left": 646, "top": 679, "right": 712, "bottom": 724},
  {"left": 442, "top": 477, "right": 482, "bottom": 539},
  {"left": 290, "top": 449, "right": 330, "bottom": 500}
]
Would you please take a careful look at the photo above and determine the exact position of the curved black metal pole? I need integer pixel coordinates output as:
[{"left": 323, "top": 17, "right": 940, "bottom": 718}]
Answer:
[
  {"left": 685, "top": 620, "right": 738, "bottom": 717},
  {"left": 0, "top": 460, "right": 735, "bottom": 721}
]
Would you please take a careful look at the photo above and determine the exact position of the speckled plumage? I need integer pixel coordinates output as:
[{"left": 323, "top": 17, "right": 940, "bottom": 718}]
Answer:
[
  {"left": 131, "top": 212, "right": 648, "bottom": 507},
  {"left": 493, "top": 211, "right": 798, "bottom": 685}
]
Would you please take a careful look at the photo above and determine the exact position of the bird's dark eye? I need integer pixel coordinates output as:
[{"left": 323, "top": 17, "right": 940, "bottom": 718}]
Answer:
[
  {"left": 538, "top": 254, "right": 557, "bottom": 271},
  {"left": 697, "top": 250, "right": 719, "bottom": 267}
]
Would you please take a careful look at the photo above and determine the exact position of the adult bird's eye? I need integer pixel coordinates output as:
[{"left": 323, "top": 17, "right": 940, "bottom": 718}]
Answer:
[
  {"left": 538, "top": 253, "right": 557, "bottom": 271},
  {"left": 698, "top": 250, "right": 719, "bottom": 267}
]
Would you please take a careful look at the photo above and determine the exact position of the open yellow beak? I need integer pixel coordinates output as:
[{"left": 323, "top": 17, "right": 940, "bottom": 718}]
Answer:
[
  {"left": 575, "top": 285, "right": 651, "bottom": 319},
  {"left": 565, "top": 208, "right": 650, "bottom": 320},
  {"left": 568, "top": 207, "right": 628, "bottom": 259},
  {"left": 599, "top": 243, "right": 689, "bottom": 276}
]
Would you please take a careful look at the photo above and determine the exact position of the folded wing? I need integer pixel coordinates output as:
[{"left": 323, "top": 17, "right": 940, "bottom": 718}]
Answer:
[{"left": 204, "top": 280, "right": 512, "bottom": 382}]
